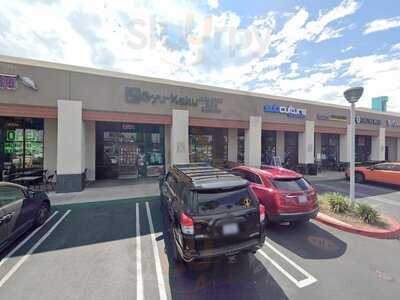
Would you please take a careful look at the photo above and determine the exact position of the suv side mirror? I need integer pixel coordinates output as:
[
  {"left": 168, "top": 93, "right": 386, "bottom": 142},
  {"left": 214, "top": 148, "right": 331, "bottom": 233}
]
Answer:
[{"left": 368, "top": 166, "right": 375, "bottom": 171}]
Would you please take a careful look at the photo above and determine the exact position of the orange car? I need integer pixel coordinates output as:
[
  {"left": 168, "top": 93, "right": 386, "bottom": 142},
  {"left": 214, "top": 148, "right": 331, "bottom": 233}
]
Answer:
[{"left": 345, "top": 162, "right": 400, "bottom": 185}]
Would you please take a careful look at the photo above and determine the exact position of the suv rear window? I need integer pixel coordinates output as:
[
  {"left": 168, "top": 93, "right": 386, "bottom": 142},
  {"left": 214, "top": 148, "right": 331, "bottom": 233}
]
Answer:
[
  {"left": 195, "top": 187, "right": 256, "bottom": 215},
  {"left": 271, "top": 177, "right": 311, "bottom": 192}
]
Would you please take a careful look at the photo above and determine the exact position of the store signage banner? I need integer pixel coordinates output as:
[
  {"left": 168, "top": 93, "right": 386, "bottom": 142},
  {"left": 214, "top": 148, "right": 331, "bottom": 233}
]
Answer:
[
  {"left": 0, "top": 74, "right": 17, "bottom": 90},
  {"left": 317, "top": 113, "right": 347, "bottom": 122},
  {"left": 264, "top": 104, "right": 307, "bottom": 119},
  {"left": 386, "top": 119, "right": 400, "bottom": 128},
  {"left": 355, "top": 115, "right": 381, "bottom": 126},
  {"left": 125, "top": 86, "right": 222, "bottom": 113}
]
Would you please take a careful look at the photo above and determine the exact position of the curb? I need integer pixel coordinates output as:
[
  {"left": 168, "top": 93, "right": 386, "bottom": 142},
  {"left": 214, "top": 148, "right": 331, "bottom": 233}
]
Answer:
[{"left": 315, "top": 212, "right": 400, "bottom": 239}]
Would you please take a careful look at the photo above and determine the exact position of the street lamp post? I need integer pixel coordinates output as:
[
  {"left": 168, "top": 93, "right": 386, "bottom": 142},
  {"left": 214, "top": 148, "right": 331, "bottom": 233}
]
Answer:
[{"left": 344, "top": 87, "right": 364, "bottom": 204}]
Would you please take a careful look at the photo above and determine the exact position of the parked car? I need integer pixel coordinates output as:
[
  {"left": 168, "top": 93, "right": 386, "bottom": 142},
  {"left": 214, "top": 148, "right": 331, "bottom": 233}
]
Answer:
[
  {"left": 345, "top": 162, "right": 400, "bottom": 185},
  {"left": 0, "top": 182, "right": 51, "bottom": 252},
  {"left": 159, "top": 163, "right": 266, "bottom": 263},
  {"left": 232, "top": 166, "right": 319, "bottom": 225}
]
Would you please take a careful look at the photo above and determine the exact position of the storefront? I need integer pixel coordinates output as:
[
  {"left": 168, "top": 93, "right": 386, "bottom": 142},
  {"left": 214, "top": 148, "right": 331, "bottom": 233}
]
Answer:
[
  {"left": 320, "top": 133, "right": 340, "bottom": 166},
  {"left": 355, "top": 135, "right": 372, "bottom": 162},
  {"left": 0, "top": 117, "right": 44, "bottom": 176},
  {"left": 189, "top": 127, "right": 228, "bottom": 163},
  {"left": 261, "top": 130, "right": 277, "bottom": 165},
  {"left": 1, "top": 56, "right": 400, "bottom": 192},
  {"left": 95, "top": 122, "right": 165, "bottom": 180}
]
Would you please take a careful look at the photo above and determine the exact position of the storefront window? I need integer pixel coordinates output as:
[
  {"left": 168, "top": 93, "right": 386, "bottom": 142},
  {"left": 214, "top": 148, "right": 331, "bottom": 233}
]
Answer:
[
  {"left": 237, "top": 129, "right": 245, "bottom": 163},
  {"left": 261, "top": 131, "right": 277, "bottom": 165},
  {"left": 189, "top": 127, "right": 228, "bottom": 163},
  {"left": 356, "top": 135, "right": 372, "bottom": 162},
  {"left": 320, "top": 134, "right": 340, "bottom": 166},
  {"left": 1, "top": 117, "right": 44, "bottom": 174},
  {"left": 284, "top": 132, "right": 298, "bottom": 169},
  {"left": 96, "top": 122, "right": 165, "bottom": 180}
]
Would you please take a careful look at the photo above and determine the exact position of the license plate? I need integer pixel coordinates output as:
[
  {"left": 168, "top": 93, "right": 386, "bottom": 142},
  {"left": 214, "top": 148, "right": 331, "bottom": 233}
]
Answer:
[
  {"left": 298, "top": 195, "right": 307, "bottom": 203},
  {"left": 222, "top": 223, "right": 239, "bottom": 236}
]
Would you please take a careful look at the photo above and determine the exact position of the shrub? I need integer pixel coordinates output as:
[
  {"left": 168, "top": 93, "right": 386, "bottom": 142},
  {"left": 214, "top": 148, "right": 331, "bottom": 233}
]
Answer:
[
  {"left": 326, "top": 192, "right": 350, "bottom": 213},
  {"left": 356, "top": 203, "right": 379, "bottom": 224}
]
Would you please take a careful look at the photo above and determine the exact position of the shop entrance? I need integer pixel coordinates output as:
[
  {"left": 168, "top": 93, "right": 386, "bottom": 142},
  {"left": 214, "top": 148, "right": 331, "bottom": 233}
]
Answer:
[
  {"left": 95, "top": 122, "right": 165, "bottom": 180},
  {"left": 261, "top": 130, "right": 277, "bottom": 165},
  {"left": 284, "top": 132, "right": 299, "bottom": 169},
  {"left": 355, "top": 135, "right": 372, "bottom": 162},
  {"left": 189, "top": 127, "right": 228, "bottom": 163},
  {"left": 0, "top": 117, "right": 44, "bottom": 178}
]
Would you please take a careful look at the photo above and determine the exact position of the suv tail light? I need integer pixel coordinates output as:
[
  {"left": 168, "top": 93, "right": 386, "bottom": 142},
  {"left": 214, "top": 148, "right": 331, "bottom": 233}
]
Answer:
[
  {"left": 180, "top": 213, "right": 194, "bottom": 235},
  {"left": 259, "top": 204, "right": 266, "bottom": 223}
]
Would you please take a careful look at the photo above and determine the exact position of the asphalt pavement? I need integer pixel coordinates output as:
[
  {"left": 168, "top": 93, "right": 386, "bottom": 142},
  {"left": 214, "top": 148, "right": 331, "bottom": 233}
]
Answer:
[{"left": 0, "top": 196, "right": 399, "bottom": 300}]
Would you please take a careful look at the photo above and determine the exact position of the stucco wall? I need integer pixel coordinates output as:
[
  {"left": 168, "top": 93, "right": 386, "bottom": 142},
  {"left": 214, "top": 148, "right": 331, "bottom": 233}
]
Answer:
[{"left": 44, "top": 118, "right": 57, "bottom": 176}]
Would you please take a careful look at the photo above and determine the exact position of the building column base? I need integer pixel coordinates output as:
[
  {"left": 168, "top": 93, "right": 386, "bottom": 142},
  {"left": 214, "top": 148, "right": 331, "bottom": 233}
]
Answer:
[{"left": 56, "top": 173, "right": 84, "bottom": 193}]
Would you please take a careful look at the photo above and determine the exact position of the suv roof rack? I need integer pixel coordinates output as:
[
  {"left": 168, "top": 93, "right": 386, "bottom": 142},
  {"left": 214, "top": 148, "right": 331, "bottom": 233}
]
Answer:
[{"left": 172, "top": 163, "right": 242, "bottom": 186}]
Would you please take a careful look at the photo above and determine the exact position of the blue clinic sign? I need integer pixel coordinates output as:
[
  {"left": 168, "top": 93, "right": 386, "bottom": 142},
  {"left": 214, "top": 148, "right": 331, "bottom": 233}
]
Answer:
[{"left": 264, "top": 104, "right": 307, "bottom": 119}]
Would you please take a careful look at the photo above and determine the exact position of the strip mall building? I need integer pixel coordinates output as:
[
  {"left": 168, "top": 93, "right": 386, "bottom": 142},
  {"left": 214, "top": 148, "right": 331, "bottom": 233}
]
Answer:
[{"left": 1, "top": 55, "right": 400, "bottom": 192}]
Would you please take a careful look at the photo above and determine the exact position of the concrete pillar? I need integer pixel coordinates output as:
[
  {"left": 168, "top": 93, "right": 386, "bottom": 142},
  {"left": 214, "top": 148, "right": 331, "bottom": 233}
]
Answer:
[
  {"left": 340, "top": 126, "right": 350, "bottom": 162},
  {"left": 299, "top": 121, "right": 315, "bottom": 164},
  {"left": 164, "top": 125, "right": 171, "bottom": 171},
  {"left": 228, "top": 128, "right": 238, "bottom": 162},
  {"left": 44, "top": 118, "right": 57, "bottom": 176},
  {"left": 397, "top": 138, "right": 400, "bottom": 161},
  {"left": 56, "top": 100, "right": 84, "bottom": 193},
  {"left": 315, "top": 133, "right": 321, "bottom": 160},
  {"left": 84, "top": 120, "right": 96, "bottom": 182},
  {"left": 244, "top": 116, "right": 261, "bottom": 167},
  {"left": 171, "top": 109, "right": 189, "bottom": 165},
  {"left": 371, "top": 127, "right": 385, "bottom": 161},
  {"left": 276, "top": 131, "right": 285, "bottom": 162}
]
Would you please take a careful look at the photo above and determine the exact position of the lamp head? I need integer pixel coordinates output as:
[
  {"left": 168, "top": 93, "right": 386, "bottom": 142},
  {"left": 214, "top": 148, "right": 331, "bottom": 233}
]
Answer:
[{"left": 344, "top": 87, "right": 364, "bottom": 104}]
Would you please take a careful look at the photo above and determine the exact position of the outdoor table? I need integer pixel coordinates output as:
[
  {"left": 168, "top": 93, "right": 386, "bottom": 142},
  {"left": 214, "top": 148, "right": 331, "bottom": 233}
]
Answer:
[{"left": 12, "top": 176, "right": 42, "bottom": 189}]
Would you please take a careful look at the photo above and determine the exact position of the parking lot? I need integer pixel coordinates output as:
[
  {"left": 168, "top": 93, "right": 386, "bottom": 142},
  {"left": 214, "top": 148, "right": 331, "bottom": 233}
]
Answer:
[{"left": 0, "top": 182, "right": 399, "bottom": 300}]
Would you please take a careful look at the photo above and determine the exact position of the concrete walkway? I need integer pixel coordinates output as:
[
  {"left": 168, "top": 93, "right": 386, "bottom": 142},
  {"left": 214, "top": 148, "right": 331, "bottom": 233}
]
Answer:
[
  {"left": 49, "top": 177, "right": 159, "bottom": 205},
  {"left": 304, "top": 170, "right": 345, "bottom": 182}
]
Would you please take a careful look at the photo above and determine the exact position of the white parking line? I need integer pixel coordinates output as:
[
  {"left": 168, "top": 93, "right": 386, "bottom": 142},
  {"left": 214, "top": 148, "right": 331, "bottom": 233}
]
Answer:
[
  {"left": 0, "top": 211, "right": 59, "bottom": 269},
  {"left": 136, "top": 203, "right": 143, "bottom": 300},
  {"left": 145, "top": 202, "right": 167, "bottom": 300},
  {"left": 258, "top": 242, "right": 317, "bottom": 288},
  {"left": 0, "top": 210, "right": 71, "bottom": 288}
]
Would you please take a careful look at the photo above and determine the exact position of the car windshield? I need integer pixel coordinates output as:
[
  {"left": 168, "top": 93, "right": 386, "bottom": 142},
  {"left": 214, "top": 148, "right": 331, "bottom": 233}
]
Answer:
[
  {"left": 271, "top": 177, "right": 311, "bottom": 192},
  {"left": 195, "top": 186, "right": 256, "bottom": 215}
]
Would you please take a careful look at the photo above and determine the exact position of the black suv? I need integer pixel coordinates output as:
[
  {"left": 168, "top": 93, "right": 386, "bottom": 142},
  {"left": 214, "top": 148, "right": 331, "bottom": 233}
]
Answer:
[{"left": 159, "top": 163, "right": 266, "bottom": 263}]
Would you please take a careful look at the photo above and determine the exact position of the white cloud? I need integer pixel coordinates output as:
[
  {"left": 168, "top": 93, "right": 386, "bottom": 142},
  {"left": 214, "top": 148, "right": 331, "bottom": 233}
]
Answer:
[
  {"left": 207, "top": 0, "right": 219, "bottom": 9},
  {"left": 391, "top": 43, "right": 400, "bottom": 51},
  {"left": 364, "top": 16, "right": 400, "bottom": 34},
  {"left": 341, "top": 46, "right": 354, "bottom": 53}
]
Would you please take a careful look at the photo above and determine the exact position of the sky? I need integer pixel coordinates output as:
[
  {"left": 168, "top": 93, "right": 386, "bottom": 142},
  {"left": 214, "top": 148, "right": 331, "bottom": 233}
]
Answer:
[{"left": 1, "top": 0, "right": 400, "bottom": 111}]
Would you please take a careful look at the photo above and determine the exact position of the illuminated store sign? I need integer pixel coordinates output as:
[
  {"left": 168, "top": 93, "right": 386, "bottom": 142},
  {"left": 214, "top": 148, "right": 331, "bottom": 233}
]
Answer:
[
  {"left": 0, "top": 74, "right": 17, "bottom": 90},
  {"left": 0, "top": 74, "right": 38, "bottom": 91},
  {"left": 264, "top": 104, "right": 307, "bottom": 119},
  {"left": 355, "top": 116, "right": 381, "bottom": 126},
  {"left": 125, "top": 87, "right": 222, "bottom": 113}
]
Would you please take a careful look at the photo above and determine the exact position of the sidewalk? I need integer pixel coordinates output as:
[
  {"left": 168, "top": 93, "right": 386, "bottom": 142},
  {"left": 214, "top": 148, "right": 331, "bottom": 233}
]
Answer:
[
  {"left": 49, "top": 177, "right": 159, "bottom": 205},
  {"left": 305, "top": 170, "right": 345, "bottom": 182}
]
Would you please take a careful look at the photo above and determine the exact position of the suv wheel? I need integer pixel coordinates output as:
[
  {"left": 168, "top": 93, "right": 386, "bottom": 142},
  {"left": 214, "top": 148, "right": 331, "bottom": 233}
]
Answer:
[
  {"left": 35, "top": 202, "right": 50, "bottom": 227},
  {"left": 355, "top": 172, "right": 365, "bottom": 183}
]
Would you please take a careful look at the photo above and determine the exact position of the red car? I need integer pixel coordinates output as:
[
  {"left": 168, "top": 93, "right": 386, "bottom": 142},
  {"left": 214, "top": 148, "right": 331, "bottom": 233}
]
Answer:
[{"left": 232, "top": 166, "right": 319, "bottom": 225}]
